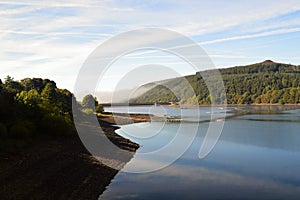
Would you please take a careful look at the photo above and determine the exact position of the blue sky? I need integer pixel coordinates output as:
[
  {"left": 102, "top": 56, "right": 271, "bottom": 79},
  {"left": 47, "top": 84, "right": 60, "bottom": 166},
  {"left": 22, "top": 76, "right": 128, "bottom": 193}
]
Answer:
[{"left": 1, "top": 0, "right": 300, "bottom": 95}]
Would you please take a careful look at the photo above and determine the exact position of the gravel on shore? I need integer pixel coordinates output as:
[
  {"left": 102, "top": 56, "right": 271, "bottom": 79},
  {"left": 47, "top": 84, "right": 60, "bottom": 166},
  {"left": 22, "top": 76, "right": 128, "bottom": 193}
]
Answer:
[{"left": 0, "top": 113, "right": 150, "bottom": 200}]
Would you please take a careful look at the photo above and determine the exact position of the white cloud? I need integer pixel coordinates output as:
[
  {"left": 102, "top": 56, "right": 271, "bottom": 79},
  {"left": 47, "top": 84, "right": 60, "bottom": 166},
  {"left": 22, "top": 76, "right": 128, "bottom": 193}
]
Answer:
[
  {"left": 1, "top": 0, "right": 300, "bottom": 92},
  {"left": 0, "top": 0, "right": 134, "bottom": 10},
  {"left": 0, "top": 6, "right": 41, "bottom": 16},
  {"left": 200, "top": 27, "right": 300, "bottom": 45}
]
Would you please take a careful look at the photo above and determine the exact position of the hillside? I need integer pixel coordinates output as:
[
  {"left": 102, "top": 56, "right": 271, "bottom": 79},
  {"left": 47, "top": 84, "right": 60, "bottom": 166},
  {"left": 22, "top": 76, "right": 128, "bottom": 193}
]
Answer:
[{"left": 130, "top": 60, "right": 300, "bottom": 105}]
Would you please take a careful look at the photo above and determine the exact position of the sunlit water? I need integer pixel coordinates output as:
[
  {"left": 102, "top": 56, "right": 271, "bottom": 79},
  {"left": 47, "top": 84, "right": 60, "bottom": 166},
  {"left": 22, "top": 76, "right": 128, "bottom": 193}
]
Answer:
[{"left": 100, "top": 106, "right": 300, "bottom": 199}]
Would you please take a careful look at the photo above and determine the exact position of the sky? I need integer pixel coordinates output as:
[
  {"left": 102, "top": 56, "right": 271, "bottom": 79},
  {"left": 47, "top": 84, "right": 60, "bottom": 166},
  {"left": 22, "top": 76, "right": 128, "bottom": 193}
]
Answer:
[{"left": 1, "top": 0, "right": 300, "bottom": 98}]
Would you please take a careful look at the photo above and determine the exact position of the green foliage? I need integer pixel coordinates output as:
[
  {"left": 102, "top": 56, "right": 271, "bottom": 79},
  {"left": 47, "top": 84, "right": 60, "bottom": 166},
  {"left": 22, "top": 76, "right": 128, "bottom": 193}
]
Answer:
[
  {"left": 40, "top": 114, "right": 74, "bottom": 135},
  {"left": 81, "top": 108, "right": 94, "bottom": 115},
  {"left": 16, "top": 89, "right": 41, "bottom": 107},
  {"left": 132, "top": 61, "right": 300, "bottom": 105},
  {"left": 9, "top": 121, "right": 36, "bottom": 139},
  {"left": 81, "top": 94, "right": 104, "bottom": 113},
  {"left": 0, "top": 77, "right": 79, "bottom": 153},
  {"left": 41, "top": 82, "right": 57, "bottom": 104},
  {"left": 55, "top": 88, "right": 73, "bottom": 114},
  {"left": 20, "top": 78, "right": 56, "bottom": 93},
  {"left": 0, "top": 76, "right": 107, "bottom": 153},
  {"left": 95, "top": 104, "right": 104, "bottom": 113},
  {"left": 4, "top": 76, "right": 24, "bottom": 94},
  {"left": 82, "top": 94, "right": 97, "bottom": 110}
]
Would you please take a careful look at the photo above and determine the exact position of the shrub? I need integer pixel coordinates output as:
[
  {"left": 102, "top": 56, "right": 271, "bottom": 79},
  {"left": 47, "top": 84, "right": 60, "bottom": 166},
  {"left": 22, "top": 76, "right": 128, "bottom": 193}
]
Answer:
[
  {"left": 9, "top": 121, "right": 36, "bottom": 139},
  {"left": 81, "top": 108, "right": 94, "bottom": 115},
  {"left": 96, "top": 104, "right": 104, "bottom": 113},
  {"left": 40, "top": 114, "right": 74, "bottom": 136}
]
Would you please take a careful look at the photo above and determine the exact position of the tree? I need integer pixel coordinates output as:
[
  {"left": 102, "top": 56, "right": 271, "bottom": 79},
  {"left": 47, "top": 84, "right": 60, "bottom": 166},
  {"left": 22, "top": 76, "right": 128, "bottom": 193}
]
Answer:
[
  {"left": 95, "top": 104, "right": 104, "bottom": 113},
  {"left": 41, "top": 82, "right": 57, "bottom": 104},
  {"left": 81, "top": 94, "right": 104, "bottom": 113},
  {"left": 56, "top": 89, "right": 73, "bottom": 114},
  {"left": 4, "top": 76, "right": 23, "bottom": 94},
  {"left": 0, "top": 79, "right": 3, "bottom": 92},
  {"left": 82, "top": 94, "right": 97, "bottom": 110},
  {"left": 4, "top": 75, "right": 13, "bottom": 84},
  {"left": 0, "top": 76, "right": 77, "bottom": 152},
  {"left": 16, "top": 89, "right": 41, "bottom": 108},
  {"left": 131, "top": 61, "right": 300, "bottom": 105}
]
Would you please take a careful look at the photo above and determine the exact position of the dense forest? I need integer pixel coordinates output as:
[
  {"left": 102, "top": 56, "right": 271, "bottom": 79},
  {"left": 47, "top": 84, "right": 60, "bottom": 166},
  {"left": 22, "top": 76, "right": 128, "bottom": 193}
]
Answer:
[
  {"left": 0, "top": 76, "right": 102, "bottom": 152},
  {"left": 131, "top": 60, "right": 300, "bottom": 105}
]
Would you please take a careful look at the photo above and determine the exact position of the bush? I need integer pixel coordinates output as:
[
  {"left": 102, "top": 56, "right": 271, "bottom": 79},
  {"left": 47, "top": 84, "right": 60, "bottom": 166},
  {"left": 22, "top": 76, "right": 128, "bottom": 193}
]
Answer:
[
  {"left": 9, "top": 121, "right": 36, "bottom": 139},
  {"left": 81, "top": 108, "right": 94, "bottom": 115},
  {"left": 95, "top": 104, "right": 104, "bottom": 113},
  {"left": 40, "top": 114, "right": 74, "bottom": 136}
]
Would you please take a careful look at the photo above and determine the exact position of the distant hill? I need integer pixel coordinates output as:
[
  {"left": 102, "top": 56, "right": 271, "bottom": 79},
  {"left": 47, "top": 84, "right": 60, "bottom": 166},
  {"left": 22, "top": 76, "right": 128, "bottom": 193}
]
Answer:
[{"left": 130, "top": 60, "right": 300, "bottom": 105}]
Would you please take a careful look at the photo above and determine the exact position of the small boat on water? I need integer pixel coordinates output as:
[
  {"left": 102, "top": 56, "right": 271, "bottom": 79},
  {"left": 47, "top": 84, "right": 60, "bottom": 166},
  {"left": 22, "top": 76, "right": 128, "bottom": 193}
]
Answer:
[
  {"left": 166, "top": 115, "right": 182, "bottom": 122},
  {"left": 215, "top": 118, "right": 225, "bottom": 122},
  {"left": 151, "top": 114, "right": 182, "bottom": 122}
]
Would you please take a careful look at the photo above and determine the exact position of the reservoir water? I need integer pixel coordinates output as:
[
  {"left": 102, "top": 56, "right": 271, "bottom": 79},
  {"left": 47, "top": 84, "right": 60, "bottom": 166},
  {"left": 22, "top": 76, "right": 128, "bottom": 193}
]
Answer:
[{"left": 100, "top": 106, "right": 300, "bottom": 199}]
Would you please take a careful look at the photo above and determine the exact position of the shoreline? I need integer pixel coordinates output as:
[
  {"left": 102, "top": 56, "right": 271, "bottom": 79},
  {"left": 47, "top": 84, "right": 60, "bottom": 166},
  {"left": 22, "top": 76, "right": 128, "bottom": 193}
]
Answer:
[
  {"left": 0, "top": 113, "right": 150, "bottom": 200},
  {"left": 178, "top": 103, "right": 300, "bottom": 107},
  {"left": 104, "top": 103, "right": 300, "bottom": 107}
]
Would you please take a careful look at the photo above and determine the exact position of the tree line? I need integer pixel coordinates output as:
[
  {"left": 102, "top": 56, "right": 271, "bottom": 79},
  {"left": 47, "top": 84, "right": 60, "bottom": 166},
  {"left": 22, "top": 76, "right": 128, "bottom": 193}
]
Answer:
[
  {"left": 131, "top": 61, "right": 300, "bottom": 105},
  {"left": 0, "top": 76, "right": 102, "bottom": 152}
]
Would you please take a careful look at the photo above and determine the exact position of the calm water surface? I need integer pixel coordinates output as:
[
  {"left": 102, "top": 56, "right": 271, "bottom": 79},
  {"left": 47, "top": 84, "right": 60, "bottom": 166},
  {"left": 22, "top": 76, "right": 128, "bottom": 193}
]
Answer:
[{"left": 100, "top": 106, "right": 300, "bottom": 199}]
